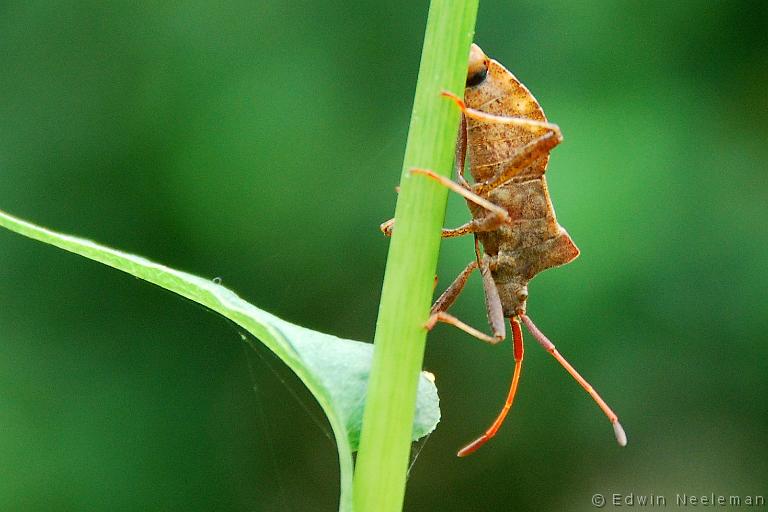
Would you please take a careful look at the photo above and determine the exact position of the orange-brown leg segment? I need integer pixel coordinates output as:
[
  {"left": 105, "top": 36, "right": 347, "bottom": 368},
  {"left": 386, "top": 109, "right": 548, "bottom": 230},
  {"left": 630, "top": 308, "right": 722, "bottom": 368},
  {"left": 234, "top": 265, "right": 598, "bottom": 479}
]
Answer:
[
  {"left": 381, "top": 117, "right": 482, "bottom": 238},
  {"left": 441, "top": 90, "right": 560, "bottom": 134},
  {"left": 379, "top": 169, "right": 504, "bottom": 238},
  {"left": 457, "top": 317, "right": 525, "bottom": 457},
  {"left": 455, "top": 115, "right": 470, "bottom": 188},
  {"left": 426, "top": 312, "right": 500, "bottom": 345},
  {"left": 430, "top": 260, "right": 477, "bottom": 315},
  {"left": 426, "top": 258, "right": 505, "bottom": 345},
  {"left": 379, "top": 218, "right": 396, "bottom": 236},
  {"left": 439, "top": 214, "right": 507, "bottom": 238},
  {"left": 409, "top": 168, "right": 509, "bottom": 224},
  {"left": 382, "top": 167, "right": 508, "bottom": 238},
  {"left": 519, "top": 314, "right": 627, "bottom": 447},
  {"left": 477, "top": 244, "right": 505, "bottom": 342},
  {"left": 381, "top": 214, "right": 505, "bottom": 238}
]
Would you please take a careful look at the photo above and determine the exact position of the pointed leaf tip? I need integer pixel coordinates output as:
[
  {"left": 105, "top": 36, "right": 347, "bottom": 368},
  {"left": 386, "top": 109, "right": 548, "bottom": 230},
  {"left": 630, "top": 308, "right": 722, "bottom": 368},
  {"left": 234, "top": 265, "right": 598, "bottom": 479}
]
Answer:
[{"left": 0, "top": 208, "right": 442, "bottom": 512}]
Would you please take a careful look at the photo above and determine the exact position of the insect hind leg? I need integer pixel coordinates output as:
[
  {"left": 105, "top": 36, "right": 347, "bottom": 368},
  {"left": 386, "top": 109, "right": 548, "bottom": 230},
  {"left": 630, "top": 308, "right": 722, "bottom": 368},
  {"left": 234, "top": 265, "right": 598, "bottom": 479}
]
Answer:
[{"left": 457, "top": 316, "right": 525, "bottom": 456}]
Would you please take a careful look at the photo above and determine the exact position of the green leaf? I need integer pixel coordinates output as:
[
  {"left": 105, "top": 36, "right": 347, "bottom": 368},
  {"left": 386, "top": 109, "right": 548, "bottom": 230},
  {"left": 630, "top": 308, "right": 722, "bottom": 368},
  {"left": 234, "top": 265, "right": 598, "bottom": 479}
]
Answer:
[{"left": 0, "top": 209, "right": 440, "bottom": 512}]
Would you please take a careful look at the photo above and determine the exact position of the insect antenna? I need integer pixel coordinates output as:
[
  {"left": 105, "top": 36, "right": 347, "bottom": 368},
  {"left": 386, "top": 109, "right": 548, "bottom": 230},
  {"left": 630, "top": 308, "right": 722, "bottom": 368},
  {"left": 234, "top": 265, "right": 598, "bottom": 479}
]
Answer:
[
  {"left": 457, "top": 317, "right": 525, "bottom": 457},
  {"left": 519, "top": 314, "right": 627, "bottom": 447}
]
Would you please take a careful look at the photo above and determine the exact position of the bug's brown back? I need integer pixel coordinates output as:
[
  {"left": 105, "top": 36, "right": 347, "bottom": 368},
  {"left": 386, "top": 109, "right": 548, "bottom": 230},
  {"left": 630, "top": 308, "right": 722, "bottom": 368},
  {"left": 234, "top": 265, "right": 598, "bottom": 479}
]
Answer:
[
  {"left": 464, "top": 59, "right": 550, "bottom": 183},
  {"left": 464, "top": 51, "right": 579, "bottom": 316}
]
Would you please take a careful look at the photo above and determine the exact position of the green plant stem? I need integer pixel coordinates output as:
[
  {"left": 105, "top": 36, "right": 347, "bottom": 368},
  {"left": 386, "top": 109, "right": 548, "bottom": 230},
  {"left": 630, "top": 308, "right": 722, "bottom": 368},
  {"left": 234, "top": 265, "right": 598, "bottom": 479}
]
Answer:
[{"left": 352, "top": 1, "right": 478, "bottom": 510}]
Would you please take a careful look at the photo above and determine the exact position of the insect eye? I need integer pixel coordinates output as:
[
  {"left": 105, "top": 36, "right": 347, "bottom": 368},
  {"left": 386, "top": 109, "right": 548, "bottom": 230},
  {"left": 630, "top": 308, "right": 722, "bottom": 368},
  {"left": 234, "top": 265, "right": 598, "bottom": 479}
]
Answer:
[
  {"left": 466, "top": 67, "right": 488, "bottom": 87},
  {"left": 466, "top": 43, "right": 489, "bottom": 87}
]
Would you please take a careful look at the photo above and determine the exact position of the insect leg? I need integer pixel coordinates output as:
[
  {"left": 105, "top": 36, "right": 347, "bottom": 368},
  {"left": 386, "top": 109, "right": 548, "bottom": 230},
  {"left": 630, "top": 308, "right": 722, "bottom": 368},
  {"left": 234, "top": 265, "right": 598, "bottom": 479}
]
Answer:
[
  {"left": 429, "top": 260, "right": 477, "bottom": 314},
  {"left": 442, "top": 214, "right": 509, "bottom": 238},
  {"left": 435, "top": 116, "right": 509, "bottom": 238},
  {"left": 381, "top": 162, "right": 508, "bottom": 237},
  {"left": 519, "top": 314, "right": 627, "bottom": 447},
  {"left": 409, "top": 168, "right": 509, "bottom": 222},
  {"left": 379, "top": 218, "right": 396, "bottom": 236},
  {"left": 457, "top": 317, "right": 524, "bottom": 457},
  {"left": 480, "top": 131, "right": 562, "bottom": 194},
  {"left": 380, "top": 215, "right": 502, "bottom": 238},
  {"left": 455, "top": 115, "right": 470, "bottom": 188},
  {"left": 477, "top": 243, "right": 506, "bottom": 341},
  {"left": 425, "top": 259, "right": 504, "bottom": 345},
  {"left": 379, "top": 119, "right": 472, "bottom": 238},
  {"left": 427, "top": 312, "right": 500, "bottom": 344},
  {"left": 442, "top": 91, "right": 561, "bottom": 134}
]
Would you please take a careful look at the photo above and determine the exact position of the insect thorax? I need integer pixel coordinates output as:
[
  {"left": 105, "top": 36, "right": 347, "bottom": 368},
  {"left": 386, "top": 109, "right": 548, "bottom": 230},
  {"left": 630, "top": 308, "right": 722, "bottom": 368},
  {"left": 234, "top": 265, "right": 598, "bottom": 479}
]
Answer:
[{"left": 464, "top": 59, "right": 551, "bottom": 185}]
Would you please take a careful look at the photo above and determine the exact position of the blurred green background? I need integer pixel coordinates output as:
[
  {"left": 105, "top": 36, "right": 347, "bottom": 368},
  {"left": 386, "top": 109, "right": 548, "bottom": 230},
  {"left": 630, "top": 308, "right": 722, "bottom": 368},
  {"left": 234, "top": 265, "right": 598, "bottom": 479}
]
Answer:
[{"left": 1, "top": 1, "right": 766, "bottom": 510}]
